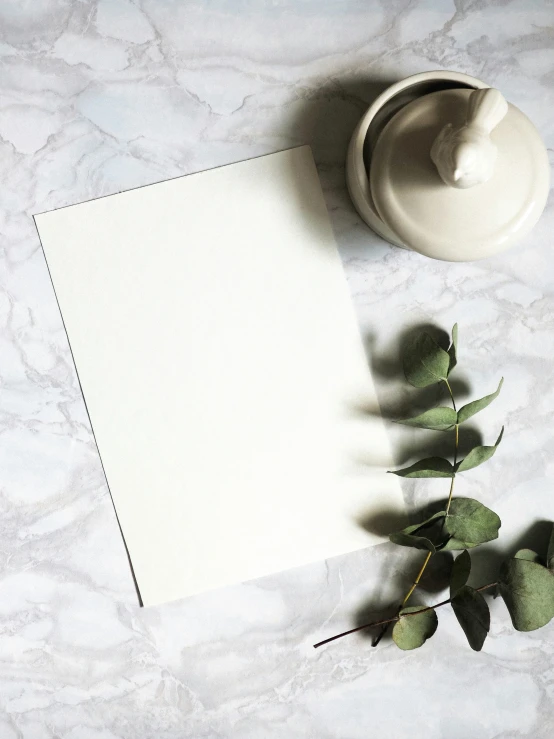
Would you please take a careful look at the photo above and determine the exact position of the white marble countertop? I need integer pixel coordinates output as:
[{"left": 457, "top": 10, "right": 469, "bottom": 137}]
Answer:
[{"left": 1, "top": 1, "right": 554, "bottom": 737}]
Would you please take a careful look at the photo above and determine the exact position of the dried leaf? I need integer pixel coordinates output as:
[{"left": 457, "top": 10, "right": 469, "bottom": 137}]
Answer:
[
  {"left": 441, "top": 537, "right": 482, "bottom": 552},
  {"left": 451, "top": 586, "right": 490, "bottom": 651},
  {"left": 448, "top": 323, "right": 458, "bottom": 375},
  {"left": 443, "top": 498, "right": 501, "bottom": 548},
  {"left": 547, "top": 523, "right": 554, "bottom": 571},
  {"left": 456, "top": 428, "right": 504, "bottom": 472},
  {"left": 389, "top": 511, "right": 446, "bottom": 553},
  {"left": 403, "top": 332, "right": 451, "bottom": 388},
  {"left": 514, "top": 549, "right": 542, "bottom": 563},
  {"left": 396, "top": 407, "right": 457, "bottom": 431},
  {"left": 457, "top": 378, "right": 504, "bottom": 425},
  {"left": 450, "top": 550, "right": 471, "bottom": 596},
  {"left": 392, "top": 606, "right": 438, "bottom": 650},
  {"left": 499, "top": 558, "right": 554, "bottom": 632},
  {"left": 390, "top": 457, "right": 454, "bottom": 479}
]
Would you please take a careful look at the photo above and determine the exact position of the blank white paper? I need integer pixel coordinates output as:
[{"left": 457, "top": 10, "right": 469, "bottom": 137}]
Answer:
[{"left": 35, "top": 146, "right": 404, "bottom": 607}]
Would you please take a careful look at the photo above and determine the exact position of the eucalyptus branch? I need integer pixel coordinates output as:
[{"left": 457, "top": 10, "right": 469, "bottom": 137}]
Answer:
[
  {"left": 314, "top": 324, "right": 554, "bottom": 653},
  {"left": 372, "top": 367, "right": 460, "bottom": 647},
  {"left": 313, "top": 582, "right": 497, "bottom": 649}
]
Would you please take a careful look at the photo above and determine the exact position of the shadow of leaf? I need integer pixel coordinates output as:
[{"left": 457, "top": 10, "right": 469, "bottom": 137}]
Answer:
[
  {"left": 394, "top": 425, "right": 483, "bottom": 466},
  {"left": 366, "top": 323, "right": 451, "bottom": 383},
  {"left": 356, "top": 507, "right": 409, "bottom": 537},
  {"left": 417, "top": 551, "right": 453, "bottom": 594},
  {"left": 352, "top": 564, "right": 407, "bottom": 643}
]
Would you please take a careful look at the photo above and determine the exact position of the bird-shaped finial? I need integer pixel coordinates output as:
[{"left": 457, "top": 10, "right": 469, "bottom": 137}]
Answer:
[{"left": 430, "top": 88, "right": 508, "bottom": 189}]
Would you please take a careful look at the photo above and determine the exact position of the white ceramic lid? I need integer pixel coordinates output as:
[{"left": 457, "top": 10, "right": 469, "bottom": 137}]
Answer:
[{"left": 370, "top": 88, "right": 550, "bottom": 261}]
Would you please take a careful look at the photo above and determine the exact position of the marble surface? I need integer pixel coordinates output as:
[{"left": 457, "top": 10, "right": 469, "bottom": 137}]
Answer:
[{"left": 1, "top": 1, "right": 553, "bottom": 737}]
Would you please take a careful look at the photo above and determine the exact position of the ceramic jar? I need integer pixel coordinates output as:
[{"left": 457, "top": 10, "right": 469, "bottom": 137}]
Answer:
[{"left": 347, "top": 71, "right": 550, "bottom": 262}]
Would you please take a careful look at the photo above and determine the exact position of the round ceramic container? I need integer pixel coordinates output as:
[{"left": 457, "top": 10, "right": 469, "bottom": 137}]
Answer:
[
  {"left": 347, "top": 71, "right": 488, "bottom": 249},
  {"left": 370, "top": 87, "right": 550, "bottom": 261}
]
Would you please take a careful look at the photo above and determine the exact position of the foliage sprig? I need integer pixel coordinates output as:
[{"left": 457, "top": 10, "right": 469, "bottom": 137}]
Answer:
[{"left": 314, "top": 325, "right": 554, "bottom": 652}]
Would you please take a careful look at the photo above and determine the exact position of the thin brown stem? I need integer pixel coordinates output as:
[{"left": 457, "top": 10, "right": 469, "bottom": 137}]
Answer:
[{"left": 313, "top": 583, "right": 497, "bottom": 649}]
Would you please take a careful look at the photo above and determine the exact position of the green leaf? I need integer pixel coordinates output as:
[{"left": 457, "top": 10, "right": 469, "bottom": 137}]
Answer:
[
  {"left": 514, "top": 549, "right": 542, "bottom": 563},
  {"left": 457, "top": 378, "right": 504, "bottom": 425},
  {"left": 456, "top": 427, "right": 504, "bottom": 472},
  {"left": 450, "top": 550, "right": 471, "bottom": 596},
  {"left": 444, "top": 497, "right": 501, "bottom": 548},
  {"left": 499, "top": 558, "right": 554, "bottom": 632},
  {"left": 389, "top": 511, "right": 446, "bottom": 553},
  {"left": 389, "top": 532, "right": 436, "bottom": 552},
  {"left": 547, "top": 524, "right": 554, "bottom": 571},
  {"left": 403, "top": 332, "right": 451, "bottom": 388},
  {"left": 396, "top": 407, "right": 457, "bottom": 431},
  {"left": 392, "top": 606, "right": 438, "bottom": 650},
  {"left": 390, "top": 457, "right": 454, "bottom": 479},
  {"left": 441, "top": 537, "right": 482, "bottom": 551},
  {"left": 447, "top": 323, "right": 458, "bottom": 375},
  {"left": 451, "top": 585, "right": 490, "bottom": 651}
]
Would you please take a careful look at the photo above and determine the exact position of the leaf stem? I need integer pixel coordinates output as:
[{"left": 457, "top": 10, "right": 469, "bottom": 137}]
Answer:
[
  {"left": 402, "top": 550, "right": 433, "bottom": 606},
  {"left": 312, "top": 582, "right": 497, "bottom": 649},
  {"left": 444, "top": 378, "right": 457, "bottom": 412},
  {"left": 398, "top": 380, "right": 459, "bottom": 605},
  {"left": 444, "top": 378, "right": 459, "bottom": 514},
  {"left": 372, "top": 548, "right": 433, "bottom": 647},
  {"left": 370, "top": 547, "right": 431, "bottom": 647},
  {"left": 372, "top": 377, "right": 459, "bottom": 647},
  {"left": 446, "top": 425, "right": 458, "bottom": 513}
]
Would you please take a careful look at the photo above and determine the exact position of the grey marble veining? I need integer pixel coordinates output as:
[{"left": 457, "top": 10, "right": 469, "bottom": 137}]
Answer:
[{"left": 1, "top": 1, "right": 554, "bottom": 737}]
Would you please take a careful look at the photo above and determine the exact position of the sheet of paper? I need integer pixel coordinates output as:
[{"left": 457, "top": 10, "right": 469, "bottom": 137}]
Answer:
[{"left": 35, "top": 146, "right": 404, "bottom": 607}]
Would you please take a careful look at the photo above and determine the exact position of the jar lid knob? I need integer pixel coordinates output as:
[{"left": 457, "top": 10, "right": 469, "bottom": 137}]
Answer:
[{"left": 430, "top": 88, "right": 508, "bottom": 189}]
